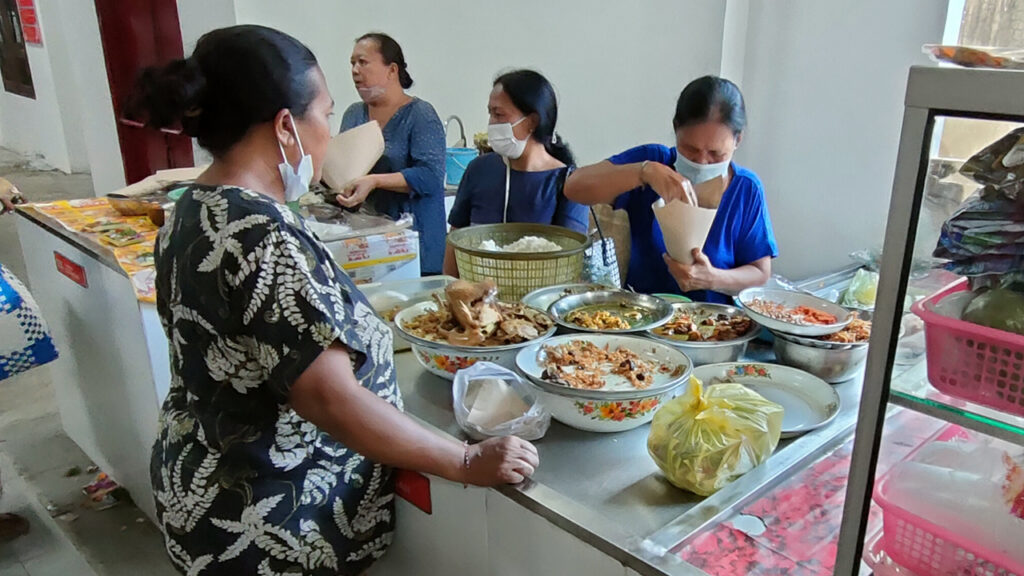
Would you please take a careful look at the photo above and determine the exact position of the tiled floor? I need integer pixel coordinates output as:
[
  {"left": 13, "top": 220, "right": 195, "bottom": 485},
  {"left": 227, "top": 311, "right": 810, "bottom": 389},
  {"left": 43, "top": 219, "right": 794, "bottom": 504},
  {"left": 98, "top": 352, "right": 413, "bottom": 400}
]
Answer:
[{"left": 0, "top": 461, "right": 97, "bottom": 576}]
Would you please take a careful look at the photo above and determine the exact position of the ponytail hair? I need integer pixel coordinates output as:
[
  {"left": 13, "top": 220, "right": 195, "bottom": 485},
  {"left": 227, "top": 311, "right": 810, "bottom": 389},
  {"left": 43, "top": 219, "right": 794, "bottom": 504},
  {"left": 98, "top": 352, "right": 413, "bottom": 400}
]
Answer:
[{"left": 493, "top": 69, "right": 574, "bottom": 166}]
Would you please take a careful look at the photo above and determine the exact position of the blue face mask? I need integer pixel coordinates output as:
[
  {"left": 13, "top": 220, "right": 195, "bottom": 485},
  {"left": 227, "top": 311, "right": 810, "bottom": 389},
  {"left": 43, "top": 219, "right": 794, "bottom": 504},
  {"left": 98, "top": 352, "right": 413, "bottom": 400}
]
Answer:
[{"left": 674, "top": 152, "right": 730, "bottom": 184}]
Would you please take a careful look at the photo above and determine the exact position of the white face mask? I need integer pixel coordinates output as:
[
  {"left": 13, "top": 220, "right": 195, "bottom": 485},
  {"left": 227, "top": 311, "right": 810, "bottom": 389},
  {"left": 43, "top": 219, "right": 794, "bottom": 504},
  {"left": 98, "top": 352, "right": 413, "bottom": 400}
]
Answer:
[
  {"left": 357, "top": 85, "right": 386, "bottom": 103},
  {"left": 488, "top": 117, "right": 528, "bottom": 159},
  {"left": 277, "top": 114, "right": 314, "bottom": 203},
  {"left": 674, "top": 152, "right": 730, "bottom": 185}
]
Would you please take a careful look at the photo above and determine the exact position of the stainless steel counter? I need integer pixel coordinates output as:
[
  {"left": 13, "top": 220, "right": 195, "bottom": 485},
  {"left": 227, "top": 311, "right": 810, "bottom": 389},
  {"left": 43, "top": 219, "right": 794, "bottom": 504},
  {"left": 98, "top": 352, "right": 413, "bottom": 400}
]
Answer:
[
  {"left": 17, "top": 205, "right": 127, "bottom": 277},
  {"left": 395, "top": 341, "right": 864, "bottom": 575}
]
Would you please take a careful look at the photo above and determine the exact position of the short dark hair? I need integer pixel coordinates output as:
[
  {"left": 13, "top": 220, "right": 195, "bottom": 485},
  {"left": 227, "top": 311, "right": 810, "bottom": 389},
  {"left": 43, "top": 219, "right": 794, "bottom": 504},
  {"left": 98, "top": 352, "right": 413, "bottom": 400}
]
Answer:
[
  {"left": 358, "top": 32, "right": 413, "bottom": 89},
  {"left": 673, "top": 76, "right": 746, "bottom": 136},
  {"left": 128, "top": 25, "right": 320, "bottom": 157},
  {"left": 494, "top": 69, "right": 574, "bottom": 166}
]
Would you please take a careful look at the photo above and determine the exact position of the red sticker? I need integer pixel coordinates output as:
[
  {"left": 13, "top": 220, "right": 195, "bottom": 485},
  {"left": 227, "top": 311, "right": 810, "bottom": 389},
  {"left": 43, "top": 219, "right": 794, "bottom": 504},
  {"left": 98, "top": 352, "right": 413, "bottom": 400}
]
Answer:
[
  {"left": 54, "top": 252, "right": 87, "bottom": 288},
  {"left": 394, "top": 469, "right": 432, "bottom": 515}
]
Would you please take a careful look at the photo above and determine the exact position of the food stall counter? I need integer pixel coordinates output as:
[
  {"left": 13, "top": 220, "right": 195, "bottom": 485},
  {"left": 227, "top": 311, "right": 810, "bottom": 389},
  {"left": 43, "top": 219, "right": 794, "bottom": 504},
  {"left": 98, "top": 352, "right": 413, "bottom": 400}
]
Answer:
[{"left": 380, "top": 343, "right": 864, "bottom": 576}]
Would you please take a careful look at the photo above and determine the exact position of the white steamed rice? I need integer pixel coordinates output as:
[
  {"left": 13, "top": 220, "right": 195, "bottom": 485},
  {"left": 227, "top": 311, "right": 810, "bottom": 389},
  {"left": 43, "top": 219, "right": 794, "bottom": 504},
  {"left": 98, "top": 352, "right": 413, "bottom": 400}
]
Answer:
[{"left": 478, "top": 235, "right": 563, "bottom": 253}]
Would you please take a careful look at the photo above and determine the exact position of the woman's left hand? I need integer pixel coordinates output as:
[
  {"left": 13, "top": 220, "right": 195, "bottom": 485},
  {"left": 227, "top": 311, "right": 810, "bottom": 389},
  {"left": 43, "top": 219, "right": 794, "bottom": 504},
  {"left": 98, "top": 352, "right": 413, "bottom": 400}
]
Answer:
[
  {"left": 0, "top": 179, "right": 24, "bottom": 214},
  {"left": 663, "top": 249, "right": 719, "bottom": 292},
  {"left": 335, "top": 175, "right": 376, "bottom": 208}
]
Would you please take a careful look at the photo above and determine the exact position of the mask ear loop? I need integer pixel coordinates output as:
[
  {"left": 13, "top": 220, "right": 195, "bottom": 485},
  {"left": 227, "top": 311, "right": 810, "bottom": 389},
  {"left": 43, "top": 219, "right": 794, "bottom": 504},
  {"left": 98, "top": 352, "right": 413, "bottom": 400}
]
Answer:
[
  {"left": 277, "top": 112, "right": 306, "bottom": 169},
  {"left": 503, "top": 157, "right": 510, "bottom": 223}
]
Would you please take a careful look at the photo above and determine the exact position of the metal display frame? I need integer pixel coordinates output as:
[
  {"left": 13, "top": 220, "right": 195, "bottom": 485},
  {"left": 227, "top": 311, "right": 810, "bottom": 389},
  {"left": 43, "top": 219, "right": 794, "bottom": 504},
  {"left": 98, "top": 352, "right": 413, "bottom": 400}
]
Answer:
[{"left": 835, "top": 65, "right": 1024, "bottom": 575}]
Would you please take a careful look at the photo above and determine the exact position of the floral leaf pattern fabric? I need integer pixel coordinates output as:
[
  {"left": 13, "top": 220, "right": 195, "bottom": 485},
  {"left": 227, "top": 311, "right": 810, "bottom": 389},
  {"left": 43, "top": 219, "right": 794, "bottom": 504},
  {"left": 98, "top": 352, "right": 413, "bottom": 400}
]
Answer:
[{"left": 151, "top": 185, "right": 400, "bottom": 575}]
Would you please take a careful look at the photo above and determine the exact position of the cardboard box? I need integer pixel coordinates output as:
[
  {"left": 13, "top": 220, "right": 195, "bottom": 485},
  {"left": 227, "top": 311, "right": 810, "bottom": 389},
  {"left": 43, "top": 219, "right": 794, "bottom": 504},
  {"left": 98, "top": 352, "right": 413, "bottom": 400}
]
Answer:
[{"left": 325, "top": 229, "right": 420, "bottom": 285}]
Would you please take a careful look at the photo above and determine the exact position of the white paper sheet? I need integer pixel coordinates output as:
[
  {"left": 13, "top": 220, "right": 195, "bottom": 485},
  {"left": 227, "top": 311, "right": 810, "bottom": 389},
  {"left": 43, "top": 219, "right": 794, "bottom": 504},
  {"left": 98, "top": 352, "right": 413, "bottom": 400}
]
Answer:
[
  {"left": 465, "top": 378, "right": 529, "bottom": 430},
  {"left": 322, "top": 121, "right": 385, "bottom": 191}
]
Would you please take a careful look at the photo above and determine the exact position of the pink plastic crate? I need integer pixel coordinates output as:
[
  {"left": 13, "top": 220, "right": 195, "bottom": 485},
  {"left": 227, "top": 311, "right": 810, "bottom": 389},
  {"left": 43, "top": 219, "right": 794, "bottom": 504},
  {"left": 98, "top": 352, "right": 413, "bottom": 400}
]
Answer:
[
  {"left": 873, "top": 426, "right": 1024, "bottom": 576},
  {"left": 912, "top": 279, "right": 1024, "bottom": 417}
]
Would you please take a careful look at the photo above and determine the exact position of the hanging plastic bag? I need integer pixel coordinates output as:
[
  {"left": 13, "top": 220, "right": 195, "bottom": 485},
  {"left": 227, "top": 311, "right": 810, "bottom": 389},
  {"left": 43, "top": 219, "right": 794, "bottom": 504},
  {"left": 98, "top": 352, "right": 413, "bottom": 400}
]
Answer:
[
  {"left": 452, "top": 362, "right": 551, "bottom": 441},
  {"left": 647, "top": 377, "right": 783, "bottom": 496},
  {"left": 582, "top": 208, "right": 621, "bottom": 288}
]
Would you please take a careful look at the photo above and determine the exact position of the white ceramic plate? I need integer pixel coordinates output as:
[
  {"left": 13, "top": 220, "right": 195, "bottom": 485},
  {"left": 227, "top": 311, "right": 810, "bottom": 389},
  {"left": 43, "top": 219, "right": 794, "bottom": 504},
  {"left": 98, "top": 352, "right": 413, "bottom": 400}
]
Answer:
[
  {"left": 515, "top": 333, "right": 691, "bottom": 399},
  {"left": 737, "top": 287, "right": 852, "bottom": 337},
  {"left": 691, "top": 362, "right": 841, "bottom": 438}
]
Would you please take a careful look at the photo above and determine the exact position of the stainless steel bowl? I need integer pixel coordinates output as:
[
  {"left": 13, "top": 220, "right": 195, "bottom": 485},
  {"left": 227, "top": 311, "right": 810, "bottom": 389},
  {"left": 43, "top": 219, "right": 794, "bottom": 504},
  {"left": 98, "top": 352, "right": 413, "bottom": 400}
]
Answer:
[
  {"left": 521, "top": 283, "right": 611, "bottom": 312},
  {"left": 772, "top": 331, "right": 868, "bottom": 383},
  {"left": 645, "top": 303, "right": 761, "bottom": 366},
  {"left": 547, "top": 291, "right": 674, "bottom": 334}
]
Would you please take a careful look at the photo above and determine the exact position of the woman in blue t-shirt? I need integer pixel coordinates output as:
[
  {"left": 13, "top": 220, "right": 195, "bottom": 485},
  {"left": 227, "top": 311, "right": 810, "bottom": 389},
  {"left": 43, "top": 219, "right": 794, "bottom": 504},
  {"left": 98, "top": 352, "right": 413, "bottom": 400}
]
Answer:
[
  {"left": 565, "top": 76, "right": 777, "bottom": 303},
  {"left": 443, "top": 69, "right": 588, "bottom": 277}
]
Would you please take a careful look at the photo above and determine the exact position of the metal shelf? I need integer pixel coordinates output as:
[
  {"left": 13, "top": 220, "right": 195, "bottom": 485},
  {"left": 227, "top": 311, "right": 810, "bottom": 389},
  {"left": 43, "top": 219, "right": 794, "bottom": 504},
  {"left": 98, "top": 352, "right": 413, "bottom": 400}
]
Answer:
[{"left": 889, "top": 361, "right": 1024, "bottom": 446}]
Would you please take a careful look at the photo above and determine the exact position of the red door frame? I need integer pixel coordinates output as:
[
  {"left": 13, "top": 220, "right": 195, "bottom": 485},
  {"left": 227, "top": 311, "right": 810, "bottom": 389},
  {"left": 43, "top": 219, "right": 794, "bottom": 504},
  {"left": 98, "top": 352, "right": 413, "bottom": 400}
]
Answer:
[{"left": 93, "top": 0, "right": 193, "bottom": 186}]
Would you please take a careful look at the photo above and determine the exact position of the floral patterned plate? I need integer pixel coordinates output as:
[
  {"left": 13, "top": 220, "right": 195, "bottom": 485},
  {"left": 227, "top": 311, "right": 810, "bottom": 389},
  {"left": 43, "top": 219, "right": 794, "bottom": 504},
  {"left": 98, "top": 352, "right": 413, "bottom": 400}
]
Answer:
[{"left": 692, "top": 362, "right": 841, "bottom": 438}]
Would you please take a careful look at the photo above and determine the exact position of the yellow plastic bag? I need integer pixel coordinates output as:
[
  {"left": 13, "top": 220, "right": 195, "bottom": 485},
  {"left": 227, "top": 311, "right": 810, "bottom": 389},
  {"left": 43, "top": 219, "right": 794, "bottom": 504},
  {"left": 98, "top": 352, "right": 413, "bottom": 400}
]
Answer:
[{"left": 647, "top": 377, "right": 784, "bottom": 496}]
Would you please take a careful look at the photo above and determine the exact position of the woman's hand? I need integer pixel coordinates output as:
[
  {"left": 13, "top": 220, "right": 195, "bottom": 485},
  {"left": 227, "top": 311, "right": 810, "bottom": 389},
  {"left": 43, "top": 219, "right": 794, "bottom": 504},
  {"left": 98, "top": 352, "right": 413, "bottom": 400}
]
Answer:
[
  {"left": 663, "top": 249, "right": 719, "bottom": 292},
  {"left": 641, "top": 162, "right": 697, "bottom": 205},
  {"left": 0, "top": 178, "right": 24, "bottom": 214},
  {"left": 335, "top": 175, "right": 377, "bottom": 208},
  {"left": 463, "top": 436, "right": 539, "bottom": 486}
]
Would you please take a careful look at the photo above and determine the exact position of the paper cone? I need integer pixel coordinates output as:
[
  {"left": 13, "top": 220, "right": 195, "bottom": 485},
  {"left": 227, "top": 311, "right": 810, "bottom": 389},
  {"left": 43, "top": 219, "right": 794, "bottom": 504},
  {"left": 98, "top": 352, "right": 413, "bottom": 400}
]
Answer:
[
  {"left": 322, "top": 121, "right": 385, "bottom": 191},
  {"left": 694, "top": 175, "right": 726, "bottom": 209},
  {"left": 652, "top": 198, "right": 717, "bottom": 264}
]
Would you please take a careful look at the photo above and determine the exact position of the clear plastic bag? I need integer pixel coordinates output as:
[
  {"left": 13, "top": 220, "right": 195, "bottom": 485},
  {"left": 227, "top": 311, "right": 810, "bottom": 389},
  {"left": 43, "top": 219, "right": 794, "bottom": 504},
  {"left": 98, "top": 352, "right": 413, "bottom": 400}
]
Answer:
[
  {"left": 647, "top": 378, "right": 783, "bottom": 496},
  {"left": 452, "top": 363, "right": 551, "bottom": 441},
  {"left": 841, "top": 268, "right": 879, "bottom": 309}
]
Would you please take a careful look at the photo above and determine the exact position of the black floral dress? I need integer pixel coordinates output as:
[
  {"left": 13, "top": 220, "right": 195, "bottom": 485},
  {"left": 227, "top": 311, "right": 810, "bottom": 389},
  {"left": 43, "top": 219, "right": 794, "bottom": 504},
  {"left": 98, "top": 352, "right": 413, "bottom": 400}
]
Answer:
[{"left": 151, "top": 185, "right": 401, "bottom": 575}]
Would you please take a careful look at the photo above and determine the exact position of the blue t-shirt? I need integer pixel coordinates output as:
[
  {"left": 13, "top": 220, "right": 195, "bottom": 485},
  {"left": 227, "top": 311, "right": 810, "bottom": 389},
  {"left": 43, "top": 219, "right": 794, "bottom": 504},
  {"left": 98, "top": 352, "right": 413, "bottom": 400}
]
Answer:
[
  {"left": 340, "top": 98, "right": 446, "bottom": 275},
  {"left": 609, "top": 144, "right": 778, "bottom": 303},
  {"left": 447, "top": 153, "right": 588, "bottom": 233}
]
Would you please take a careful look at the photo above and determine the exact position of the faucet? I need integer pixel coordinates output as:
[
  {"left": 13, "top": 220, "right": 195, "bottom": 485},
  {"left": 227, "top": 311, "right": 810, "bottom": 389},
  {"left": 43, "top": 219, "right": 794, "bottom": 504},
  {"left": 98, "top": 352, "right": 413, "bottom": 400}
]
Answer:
[{"left": 443, "top": 115, "right": 467, "bottom": 148}]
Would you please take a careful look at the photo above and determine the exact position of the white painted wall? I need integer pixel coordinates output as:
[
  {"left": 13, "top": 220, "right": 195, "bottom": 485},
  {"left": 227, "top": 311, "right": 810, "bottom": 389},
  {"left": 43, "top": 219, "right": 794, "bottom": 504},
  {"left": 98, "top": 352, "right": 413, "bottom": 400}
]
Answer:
[
  {"left": 735, "top": 0, "right": 950, "bottom": 279},
  {"left": 34, "top": 0, "right": 89, "bottom": 173},
  {"left": 56, "top": 0, "right": 126, "bottom": 194},
  {"left": 178, "top": 0, "right": 239, "bottom": 168},
  {"left": 0, "top": 23, "right": 75, "bottom": 172},
  {"left": 232, "top": 0, "right": 727, "bottom": 164}
]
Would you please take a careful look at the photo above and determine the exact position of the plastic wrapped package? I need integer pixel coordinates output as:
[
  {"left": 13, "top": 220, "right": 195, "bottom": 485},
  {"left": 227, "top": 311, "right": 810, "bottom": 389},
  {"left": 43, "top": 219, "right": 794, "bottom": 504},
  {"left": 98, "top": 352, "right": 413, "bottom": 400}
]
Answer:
[
  {"left": 647, "top": 378, "right": 784, "bottom": 496},
  {"left": 452, "top": 363, "right": 550, "bottom": 441},
  {"left": 924, "top": 44, "right": 1024, "bottom": 70}
]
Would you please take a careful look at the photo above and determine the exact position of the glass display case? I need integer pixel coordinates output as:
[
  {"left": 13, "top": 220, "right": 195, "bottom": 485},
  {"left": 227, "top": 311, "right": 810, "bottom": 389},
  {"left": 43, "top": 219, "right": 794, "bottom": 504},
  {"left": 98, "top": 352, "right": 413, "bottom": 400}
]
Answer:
[{"left": 835, "top": 66, "right": 1024, "bottom": 575}]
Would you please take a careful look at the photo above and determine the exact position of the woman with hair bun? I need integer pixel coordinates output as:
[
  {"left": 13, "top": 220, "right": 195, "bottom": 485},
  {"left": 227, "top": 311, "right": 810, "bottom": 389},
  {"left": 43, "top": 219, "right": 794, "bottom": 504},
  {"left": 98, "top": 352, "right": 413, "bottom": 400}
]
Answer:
[
  {"left": 132, "top": 25, "right": 537, "bottom": 576},
  {"left": 338, "top": 32, "right": 446, "bottom": 276},
  {"left": 442, "top": 69, "right": 588, "bottom": 277}
]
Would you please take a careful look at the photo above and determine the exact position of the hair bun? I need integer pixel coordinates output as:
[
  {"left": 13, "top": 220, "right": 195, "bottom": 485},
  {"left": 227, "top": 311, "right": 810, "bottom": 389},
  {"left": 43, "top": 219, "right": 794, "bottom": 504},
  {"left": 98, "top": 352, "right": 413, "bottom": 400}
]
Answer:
[{"left": 128, "top": 57, "right": 207, "bottom": 134}]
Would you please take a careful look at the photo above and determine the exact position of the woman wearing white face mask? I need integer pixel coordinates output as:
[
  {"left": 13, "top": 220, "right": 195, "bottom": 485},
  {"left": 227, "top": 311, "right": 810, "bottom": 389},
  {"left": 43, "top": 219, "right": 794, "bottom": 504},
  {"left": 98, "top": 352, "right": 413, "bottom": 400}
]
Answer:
[
  {"left": 130, "top": 26, "right": 537, "bottom": 576},
  {"left": 565, "top": 76, "right": 777, "bottom": 303},
  {"left": 443, "top": 70, "right": 588, "bottom": 277},
  {"left": 338, "top": 32, "right": 446, "bottom": 276}
]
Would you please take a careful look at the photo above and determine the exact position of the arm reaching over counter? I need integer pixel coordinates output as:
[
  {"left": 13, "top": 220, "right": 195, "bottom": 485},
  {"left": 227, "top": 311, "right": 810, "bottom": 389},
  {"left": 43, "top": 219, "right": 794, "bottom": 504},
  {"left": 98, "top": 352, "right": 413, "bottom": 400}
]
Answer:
[{"left": 564, "top": 76, "right": 777, "bottom": 303}]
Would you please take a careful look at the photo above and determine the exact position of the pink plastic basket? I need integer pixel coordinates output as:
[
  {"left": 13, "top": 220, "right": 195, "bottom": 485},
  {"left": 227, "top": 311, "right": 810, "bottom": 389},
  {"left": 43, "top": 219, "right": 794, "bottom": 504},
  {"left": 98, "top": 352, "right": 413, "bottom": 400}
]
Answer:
[
  {"left": 912, "top": 279, "right": 1024, "bottom": 417},
  {"left": 873, "top": 426, "right": 1024, "bottom": 576}
]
